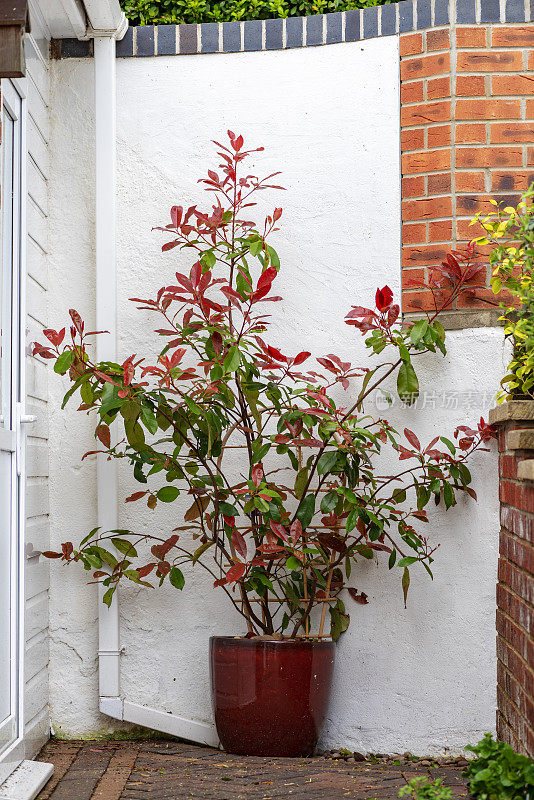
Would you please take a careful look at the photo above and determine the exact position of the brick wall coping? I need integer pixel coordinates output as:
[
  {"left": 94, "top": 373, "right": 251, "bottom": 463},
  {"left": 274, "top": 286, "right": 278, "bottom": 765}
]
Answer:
[
  {"left": 489, "top": 401, "right": 534, "bottom": 426},
  {"left": 53, "top": 0, "right": 533, "bottom": 59}
]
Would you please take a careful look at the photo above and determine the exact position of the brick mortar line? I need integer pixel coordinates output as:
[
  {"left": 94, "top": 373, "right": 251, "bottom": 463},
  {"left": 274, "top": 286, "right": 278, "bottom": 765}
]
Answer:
[
  {"left": 496, "top": 663, "right": 534, "bottom": 714},
  {"left": 498, "top": 634, "right": 534, "bottom": 678},
  {"left": 498, "top": 574, "right": 534, "bottom": 611},
  {"left": 496, "top": 600, "right": 533, "bottom": 638},
  {"left": 498, "top": 655, "right": 534, "bottom": 696},
  {"left": 497, "top": 688, "right": 533, "bottom": 737}
]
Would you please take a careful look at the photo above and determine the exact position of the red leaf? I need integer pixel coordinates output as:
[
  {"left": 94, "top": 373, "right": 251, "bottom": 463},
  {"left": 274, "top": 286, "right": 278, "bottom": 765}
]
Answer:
[
  {"left": 42, "top": 551, "right": 62, "bottom": 558},
  {"left": 348, "top": 588, "right": 369, "bottom": 604},
  {"left": 211, "top": 331, "right": 223, "bottom": 356},
  {"left": 270, "top": 520, "right": 288, "bottom": 541},
  {"left": 251, "top": 463, "right": 263, "bottom": 488},
  {"left": 293, "top": 351, "right": 311, "bottom": 366},
  {"left": 137, "top": 562, "right": 156, "bottom": 578},
  {"left": 43, "top": 328, "right": 66, "bottom": 348},
  {"left": 96, "top": 425, "right": 111, "bottom": 448},
  {"left": 231, "top": 530, "right": 247, "bottom": 560},
  {"left": 290, "top": 519, "right": 302, "bottom": 544},
  {"left": 375, "top": 286, "right": 394, "bottom": 312},
  {"left": 404, "top": 428, "right": 421, "bottom": 450},
  {"left": 225, "top": 563, "right": 246, "bottom": 583},
  {"left": 125, "top": 491, "right": 148, "bottom": 502},
  {"left": 69, "top": 309, "right": 84, "bottom": 335}
]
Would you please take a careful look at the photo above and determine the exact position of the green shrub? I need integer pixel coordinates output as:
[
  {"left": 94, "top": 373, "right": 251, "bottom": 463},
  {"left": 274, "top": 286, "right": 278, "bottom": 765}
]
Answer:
[
  {"left": 472, "top": 186, "right": 534, "bottom": 403},
  {"left": 464, "top": 734, "right": 534, "bottom": 800},
  {"left": 398, "top": 777, "right": 452, "bottom": 800},
  {"left": 120, "top": 0, "right": 398, "bottom": 26}
]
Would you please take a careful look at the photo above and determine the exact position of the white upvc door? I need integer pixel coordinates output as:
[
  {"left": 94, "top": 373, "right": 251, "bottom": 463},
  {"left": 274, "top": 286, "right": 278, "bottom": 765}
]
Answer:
[{"left": 0, "top": 78, "right": 26, "bottom": 779}]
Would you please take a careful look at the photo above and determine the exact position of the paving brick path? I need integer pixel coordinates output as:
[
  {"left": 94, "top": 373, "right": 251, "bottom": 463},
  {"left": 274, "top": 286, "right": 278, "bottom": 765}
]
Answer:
[{"left": 37, "top": 740, "right": 471, "bottom": 800}]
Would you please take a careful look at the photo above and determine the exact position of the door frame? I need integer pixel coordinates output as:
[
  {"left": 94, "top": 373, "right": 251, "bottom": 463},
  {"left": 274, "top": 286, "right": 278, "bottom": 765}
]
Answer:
[{"left": 0, "top": 75, "right": 28, "bottom": 780}]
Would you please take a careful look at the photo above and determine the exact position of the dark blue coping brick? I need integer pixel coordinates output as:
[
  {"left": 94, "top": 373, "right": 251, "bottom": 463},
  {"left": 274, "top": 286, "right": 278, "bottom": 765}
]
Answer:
[
  {"left": 398, "top": 0, "right": 414, "bottom": 31},
  {"left": 306, "top": 14, "right": 323, "bottom": 45},
  {"left": 201, "top": 22, "right": 219, "bottom": 53},
  {"left": 157, "top": 25, "right": 176, "bottom": 55},
  {"left": 362, "top": 5, "right": 378, "bottom": 37},
  {"left": 223, "top": 21, "right": 241, "bottom": 51},
  {"left": 61, "top": 38, "right": 91, "bottom": 57},
  {"left": 530, "top": 0, "right": 534, "bottom": 22},
  {"left": 505, "top": 0, "right": 525, "bottom": 20},
  {"left": 244, "top": 19, "right": 262, "bottom": 50},
  {"left": 180, "top": 23, "right": 198, "bottom": 53},
  {"left": 325, "top": 12, "right": 343, "bottom": 43},
  {"left": 480, "top": 0, "right": 500, "bottom": 21},
  {"left": 345, "top": 9, "right": 360, "bottom": 40},
  {"left": 416, "top": 0, "right": 432, "bottom": 28},
  {"left": 265, "top": 18, "right": 283, "bottom": 50},
  {"left": 136, "top": 25, "right": 155, "bottom": 56},
  {"left": 456, "top": 0, "right": 476, "bottom": 23},
  {"left": 381, "top": 3, "right": 397, "bottom": 35},
  {"left": 434, "top": 0, "right": 449, "bottom": 24},
  {"left": 116, "top": 27, "right": 133, "bottom": 57},
  {"left": 285, "top": 16, "right": 303, "bottom": 47}
]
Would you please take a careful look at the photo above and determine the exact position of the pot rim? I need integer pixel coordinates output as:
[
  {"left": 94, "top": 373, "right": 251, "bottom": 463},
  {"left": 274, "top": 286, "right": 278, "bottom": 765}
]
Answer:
[{"left": 209, "top": 635, "right": 335, "bottom": 647}]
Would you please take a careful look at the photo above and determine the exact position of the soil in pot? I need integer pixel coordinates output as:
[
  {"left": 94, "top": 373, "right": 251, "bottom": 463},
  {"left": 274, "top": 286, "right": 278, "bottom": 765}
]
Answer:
[{"left": 209, "top": 636, "right": 335, "bottom": 757}]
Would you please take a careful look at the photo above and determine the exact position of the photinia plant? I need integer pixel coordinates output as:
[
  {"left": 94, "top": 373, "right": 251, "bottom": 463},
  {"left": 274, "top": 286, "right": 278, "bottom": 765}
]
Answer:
[{"left": 35, "top": 132, "right": 495, "bottom": 640}]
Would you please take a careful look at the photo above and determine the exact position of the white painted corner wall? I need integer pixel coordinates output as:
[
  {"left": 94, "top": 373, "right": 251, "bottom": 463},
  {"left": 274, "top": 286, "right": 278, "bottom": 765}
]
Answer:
[{"left": 46, "top": 39, "right": 504, "bottom": 754}]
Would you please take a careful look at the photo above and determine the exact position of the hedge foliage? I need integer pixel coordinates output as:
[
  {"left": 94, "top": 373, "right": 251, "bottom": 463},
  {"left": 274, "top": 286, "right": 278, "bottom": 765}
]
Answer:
[{"left": 120, "top": 0, "right": 396, "bottom": 26}]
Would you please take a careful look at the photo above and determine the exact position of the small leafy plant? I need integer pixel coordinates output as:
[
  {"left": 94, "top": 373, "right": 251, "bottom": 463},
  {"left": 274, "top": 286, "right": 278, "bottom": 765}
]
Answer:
[
  {"left": 35, "top": 132, "right": 495, "bottom": 640},
  {"left": 464, "top": 734, "right": 534, "bottom": 800},
  {"left": 471, "top": 186, "right": 534, "bottom": 403},
  {"left": 399, "top": 777, "right": 452, "bottom": 800}
]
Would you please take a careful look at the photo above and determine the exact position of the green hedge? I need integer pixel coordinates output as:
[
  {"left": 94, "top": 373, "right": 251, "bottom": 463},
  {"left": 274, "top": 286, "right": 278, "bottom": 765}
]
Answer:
[{"left": 120, "top": 0, "right": 397, "bottom": 26}]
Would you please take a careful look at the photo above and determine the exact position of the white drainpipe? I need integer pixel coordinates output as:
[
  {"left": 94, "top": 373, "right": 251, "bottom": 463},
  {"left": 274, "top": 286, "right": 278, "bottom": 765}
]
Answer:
[
  {"left": 86, "top": 8, "right": 219, "bottom": 746},
  {"left": 93, "top": 34, "right": 122, "bottom": 716}
]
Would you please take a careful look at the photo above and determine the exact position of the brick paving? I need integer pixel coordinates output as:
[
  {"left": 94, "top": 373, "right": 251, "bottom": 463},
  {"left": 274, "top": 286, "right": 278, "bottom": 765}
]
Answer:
[{"left": 36, "top": 740, "right": 472, "bottom": 800}]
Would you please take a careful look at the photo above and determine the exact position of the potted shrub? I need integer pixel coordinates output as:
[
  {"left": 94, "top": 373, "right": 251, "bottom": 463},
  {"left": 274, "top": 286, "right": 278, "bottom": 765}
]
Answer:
[{"left": 36, "top": 133, "right": 495, "bottom": 757}]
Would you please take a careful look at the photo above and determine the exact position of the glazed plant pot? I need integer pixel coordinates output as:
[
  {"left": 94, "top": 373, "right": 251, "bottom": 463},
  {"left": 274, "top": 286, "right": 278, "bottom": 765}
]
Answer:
[{"left": 209, "top": 636, "right": 335, "bottom": 757}]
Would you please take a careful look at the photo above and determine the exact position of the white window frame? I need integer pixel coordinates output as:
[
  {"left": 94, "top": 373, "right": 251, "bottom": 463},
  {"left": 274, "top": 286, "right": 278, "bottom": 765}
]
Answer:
[{"left": 0, "top": 76, "right": 28, "bottom": 781}]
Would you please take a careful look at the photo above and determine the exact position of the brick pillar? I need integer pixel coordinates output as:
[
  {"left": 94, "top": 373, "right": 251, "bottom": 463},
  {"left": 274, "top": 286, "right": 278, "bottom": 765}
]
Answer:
[
  {"left": 489, "top": 401, "right": 534, "bottom": 758},
  {"left": 400, "top": 24, "right": 534, "bottom": 327}
]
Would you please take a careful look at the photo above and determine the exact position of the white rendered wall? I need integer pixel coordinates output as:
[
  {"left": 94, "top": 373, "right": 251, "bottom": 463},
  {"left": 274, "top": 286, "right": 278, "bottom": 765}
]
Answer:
[{"left": 48, "top": 39, "right": 503, "bottom": 754}]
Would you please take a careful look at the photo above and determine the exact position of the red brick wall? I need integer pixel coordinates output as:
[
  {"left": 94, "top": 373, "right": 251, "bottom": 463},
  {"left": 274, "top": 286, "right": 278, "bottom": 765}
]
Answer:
[
  {"left": 495, "top": 419, "right": 534, "bottom": 758},
  {"left": 400, "top": 24, "right": 534, "bottom": 323}
]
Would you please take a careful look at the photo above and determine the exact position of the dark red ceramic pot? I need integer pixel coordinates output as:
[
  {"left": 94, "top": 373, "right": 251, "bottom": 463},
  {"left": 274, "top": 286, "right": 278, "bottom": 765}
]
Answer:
[{"left": 209, "top": 636, "right": 335, "bottom": 757}]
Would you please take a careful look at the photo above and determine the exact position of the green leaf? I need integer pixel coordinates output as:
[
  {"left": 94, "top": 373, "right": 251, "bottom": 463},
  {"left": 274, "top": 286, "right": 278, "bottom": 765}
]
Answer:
[
  {"left": 402, "top": 566, "right": 410, "bottom": 608},
  {"left": 346, "top": 508, "right": 359, "bottom": 534},
  {"left": 398, "top": 556, "right": 417, "bottom": 567},
  {"left": 320, "top": 491, "right": 338, "bottom": 514},
  {"left": 443, "top": 482, "right": 454, "bottom": 509},
  {"left": 388, "top": 549, "right": 397, "bottom": 569},
  {"left": 286, "top": 556, "right": 301, "bottom": 571},
  {"left": 169, "top": 566, "right": 185, "bottom": 589},
  {"left": 102, "top": 587, "right": 115, "bottom": 607},
  {"left": 157, "top": 486, "right": 179, "bottom": 503},
  {"left": 111, "top": 538, "right": 138, "bottom": 557},
  {"left": 192, "top": 540, "right": 214, "bottom": 564},
  {"left": 440, "top": 436, "right": 456, "bottom": 455},
  {"left": 223, "top": 346, "right": 241, "bottom": 374},
  {"left": 409, "top": 319, "right": 428, "bottom": 344},
  {"left": 397, "top": 361, "right": 419, "bottom": 404},
  {"left": 458, "top": 463, "right": 471, "bottom": 485},
  {"left": 141, "top": 406, "right": 158, "bottom": 435},
  {"left": 54, "top": 350, "right": 74, "bottom": 375},
  {"left": 294, "top": 467, "right": 309, "bottom": 500},
  {"left": 317, "top": 450, "right": 338, "bottom": 475},
  {"left": 296, "top": 494, "right": 315, "bottom": 530}
]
